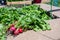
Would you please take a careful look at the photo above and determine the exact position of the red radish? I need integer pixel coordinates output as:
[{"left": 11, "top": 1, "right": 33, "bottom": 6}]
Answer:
[
  {"left": 8, "top": 24, "right": 14, "bottom": 31},
  {"left": 19, "top": 28, "right": 23, "bottom": 33},
  {"left": 14, "top": 29, "right": 20, "bottom": 35},
  {"left": 9, "top": 27, "right": 16, "bottom": 31}
]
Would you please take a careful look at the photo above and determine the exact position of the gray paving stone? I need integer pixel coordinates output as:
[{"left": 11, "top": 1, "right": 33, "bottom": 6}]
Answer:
[
  {"left": 38, "top": 19, "right": 60, "bottom": 40},
  {"left": 40, "top": 4, "right": 60, "bottom": 18},
  {"left": 6, "top": 4, "right": 60, "bottom": 40},
  {"left": 52, "top": 11, "right": 60, "bottom": 17},
  {"left": 0, "top": 6, "right": 5, "bottom": 8},
  {"left": 7, "top": 30, "right": 52, "bottom": 40}
]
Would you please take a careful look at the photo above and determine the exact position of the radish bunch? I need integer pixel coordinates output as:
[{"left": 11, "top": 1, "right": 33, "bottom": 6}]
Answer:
[{"left": 9, "top": 24, "right": 23, "bottom": 35}]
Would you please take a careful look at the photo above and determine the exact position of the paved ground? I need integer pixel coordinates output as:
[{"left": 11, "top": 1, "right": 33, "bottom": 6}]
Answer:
[
  {"left": 7, "top": 19, "right": 60, "bottom": 40},
  {"left": 0, "top": 5, "right": 5, "bottom": 7},
  {"left": 7, "top": 30, "right": 52, "bottom": 40},
  {"left": 0, "top": 4, "right": 60, "bottom": 40},
  {"left": 39, "top": 19, "right": 60, "bottom": 40},
  {"left": 40, "top": 4, "right": 60, "bottom": 18}
]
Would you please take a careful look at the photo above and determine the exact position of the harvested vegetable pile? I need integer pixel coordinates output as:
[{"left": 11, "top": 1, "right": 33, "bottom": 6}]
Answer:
[{"left": 0, "top": 5, "right": 52, "bottom": 40}]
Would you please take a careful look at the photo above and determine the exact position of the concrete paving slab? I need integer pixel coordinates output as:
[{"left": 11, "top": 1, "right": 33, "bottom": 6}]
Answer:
[
  {"left": 52, "top": 11, "right": 60, "bottom": 17},
  {"left": 35, "top": 4, "right": 60, "bottom": 18},
  {"left": 38, "top": 19, "right": 60, "bottom": 40},
  {"left": 39, "top": 4, "right": 60, "bottom": 11},
  {"left": 40, "top": 4, "right": 60, "bottom": 18},
  {"left": 0, "top": 5, "right": 5, "bottom": 8},
  {"left": 5, "top": 4, "right": 60, "bottom": 40},
  {"left": 7, "top": 30, "right": 52, "bottom": 40},
  {"left": 7, "top": 35, "right": 14, "bottom": 40}
]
